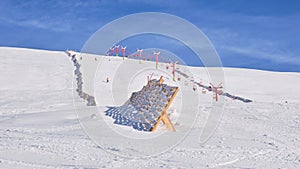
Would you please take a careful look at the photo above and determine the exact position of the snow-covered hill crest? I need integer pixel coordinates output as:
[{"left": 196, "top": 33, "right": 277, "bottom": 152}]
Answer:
[{"left": 0, "top": 47, "right": 299, "bottom": 168}]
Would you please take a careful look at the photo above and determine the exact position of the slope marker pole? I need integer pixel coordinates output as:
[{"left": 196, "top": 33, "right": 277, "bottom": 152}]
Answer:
[{"left": 210, "top": 82, "right": 223, "bottom": 101}]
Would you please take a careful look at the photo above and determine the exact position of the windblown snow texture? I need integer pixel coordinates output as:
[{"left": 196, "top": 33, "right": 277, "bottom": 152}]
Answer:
[
  {"left": 105, "top": 78, "right": 177, "bottom": 131},
  {"left": 1, "top": 47, "right": 300, "bottom": 168},
  {"left": 67, "top": 53, "right": 96, "bottom": 106}
]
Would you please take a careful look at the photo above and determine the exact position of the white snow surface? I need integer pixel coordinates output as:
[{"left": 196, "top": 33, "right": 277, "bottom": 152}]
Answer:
[{"left": 0, "top": 47, "right": 300, "bottom": 168}]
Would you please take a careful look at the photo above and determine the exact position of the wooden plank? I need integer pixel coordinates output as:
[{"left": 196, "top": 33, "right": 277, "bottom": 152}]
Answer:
[
  {"left": 151, "top": 85, "right": 179, "bottom": 132},
  {"left": 159, "top": 76, "right": 164, "bottom": 84}
]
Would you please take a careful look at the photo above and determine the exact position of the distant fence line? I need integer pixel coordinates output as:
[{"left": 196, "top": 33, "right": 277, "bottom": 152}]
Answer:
[
  {"left": 67, "top": 52, "right": 96, "bottom": 106},
  {"left": 175, "top": 70, "right": 252, "bottom": 103}
]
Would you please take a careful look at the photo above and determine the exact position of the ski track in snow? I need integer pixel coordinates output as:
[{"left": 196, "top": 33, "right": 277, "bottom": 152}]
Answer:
[{"left": 0, "top": 47, "right": 300, "bottom": 168}]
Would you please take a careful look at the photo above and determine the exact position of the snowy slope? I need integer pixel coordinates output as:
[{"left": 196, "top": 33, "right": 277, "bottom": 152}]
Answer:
[{"left": 0, "top": 47, "right": 300, "bottom": 168}]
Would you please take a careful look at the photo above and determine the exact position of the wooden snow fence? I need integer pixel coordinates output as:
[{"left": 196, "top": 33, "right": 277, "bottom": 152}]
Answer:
[{"left": 104, "top": 76, "right": 178, "bottom": 132}]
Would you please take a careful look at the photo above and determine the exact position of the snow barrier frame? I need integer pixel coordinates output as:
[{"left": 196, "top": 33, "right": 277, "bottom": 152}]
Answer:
[
  {"left": 150, "top": 76, "right": 178, "bottom": 132},
  {"left": 104, "top": 76, "right": 178, "bottom": 132}
]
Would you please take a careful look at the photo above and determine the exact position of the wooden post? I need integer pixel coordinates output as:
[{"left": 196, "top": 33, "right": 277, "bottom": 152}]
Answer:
[
  {"left": 159, "top": 76, "right": 164, "bottom": 84},
  {"left": 153, "top": 51, "right": 160, "bottom": 69},
  {"left": 170, "top": 61, "right": 178, "bottom": 81},
  {"left": 151, "top": 87, "right": 178, "bottom": 132},
  {"left": 137, "top": 49, "right": 143, "bottom": 64},
  {"left": 121, "top": 46, "right": 126, "bottom": 60},
  {"left": 147, "top": 73, "right": 154, "bottom": 82},
  {"left": 109, "top": 47, "right": 114, "bottom": 56},
  {"left": 114, "top": 45, "right": 119, "bottom": 56}
]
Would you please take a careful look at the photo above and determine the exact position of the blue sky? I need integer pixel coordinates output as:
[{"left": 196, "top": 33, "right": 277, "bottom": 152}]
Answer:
[{"left": 0, "top": 0, "right": 299, "bottom": 72}]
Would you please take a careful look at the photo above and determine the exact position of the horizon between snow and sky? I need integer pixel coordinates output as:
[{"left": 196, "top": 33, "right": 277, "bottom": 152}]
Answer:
[{"left": 0, "top": 0, "right": 299, "bottom": 72}]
